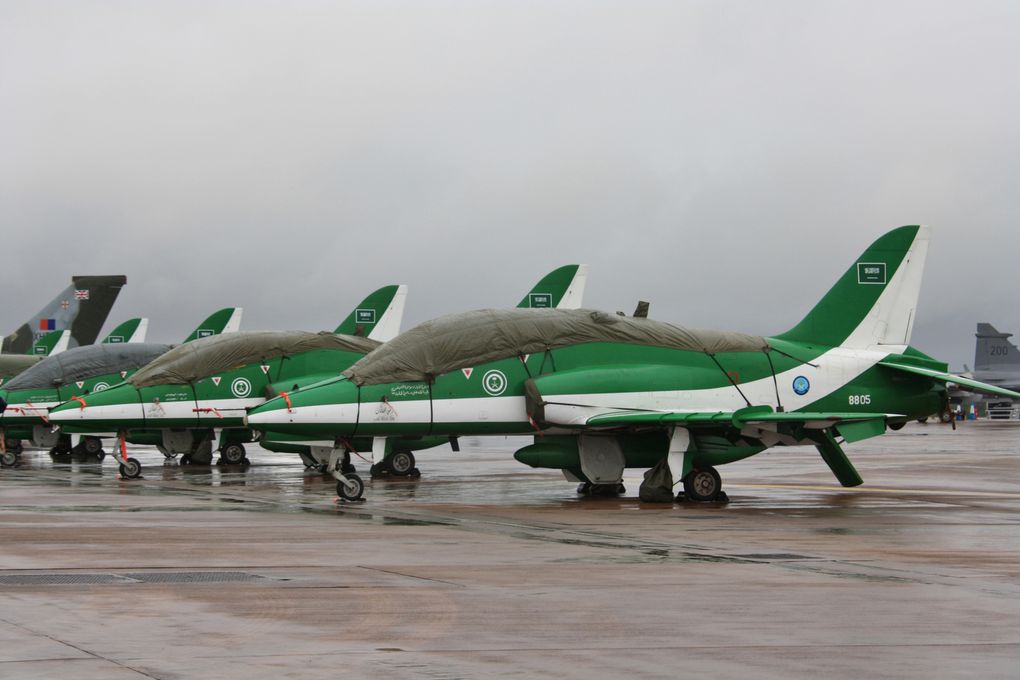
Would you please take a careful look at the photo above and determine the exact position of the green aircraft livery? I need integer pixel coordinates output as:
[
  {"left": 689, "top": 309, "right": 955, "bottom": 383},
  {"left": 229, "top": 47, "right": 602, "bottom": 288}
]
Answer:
[
  {"left": 0, "top": 308, "right": 242, "bottom": 467},
  {"left": 47, "top": 286, "right": 406, "bottom": 475},
  {"left": 258, "top": 264, "right": 591, "bottom": 478},
  {"left": 241, "top": 226, "right": 1020, "bottom": 502}
]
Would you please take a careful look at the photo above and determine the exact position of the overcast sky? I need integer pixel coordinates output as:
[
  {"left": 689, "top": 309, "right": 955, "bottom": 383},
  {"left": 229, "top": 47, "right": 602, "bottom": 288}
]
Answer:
[{"left": 2, "top": 1, "right": 1018, "bottom": 369}]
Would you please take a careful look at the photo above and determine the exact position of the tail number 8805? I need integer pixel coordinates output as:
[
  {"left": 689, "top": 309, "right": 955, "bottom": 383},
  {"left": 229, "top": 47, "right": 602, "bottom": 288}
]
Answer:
[{"left": 849, "top": 394, "right": 871, "bottom": 406}]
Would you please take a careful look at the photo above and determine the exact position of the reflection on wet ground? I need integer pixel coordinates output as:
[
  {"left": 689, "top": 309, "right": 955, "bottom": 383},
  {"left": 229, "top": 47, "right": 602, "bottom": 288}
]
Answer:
[{"left": 1, "top": 421, "right": 1019, "bottom": 678}]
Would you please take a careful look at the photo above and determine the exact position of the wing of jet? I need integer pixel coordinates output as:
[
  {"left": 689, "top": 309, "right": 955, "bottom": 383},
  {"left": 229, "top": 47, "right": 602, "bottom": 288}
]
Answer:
[
  {"left": 102, "top": 318, "right": 149, "bottom": 344},
  {"left": 2, "top": 275, "right": 127, "bottom": 354}
]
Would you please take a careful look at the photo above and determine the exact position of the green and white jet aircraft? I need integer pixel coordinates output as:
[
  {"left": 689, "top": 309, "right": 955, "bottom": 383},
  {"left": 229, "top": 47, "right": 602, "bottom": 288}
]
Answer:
[
  {"left": 244, "top": 226, "right": 1020, "bottom": 502},
  {"left": 0, "top": 308, "right": 242, "bottom": 468},
  {"left": 257, "top": 264, "right": 590, "bottom": 479},
  {"left": 47, "top": 286, "right": 407, "bottom": 477}
]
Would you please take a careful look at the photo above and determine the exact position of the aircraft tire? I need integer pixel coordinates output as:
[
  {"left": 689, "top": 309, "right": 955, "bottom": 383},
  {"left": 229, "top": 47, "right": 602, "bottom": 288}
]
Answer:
[
  {"left": 82, "top": 437, "right": 104, "bottom": 456},
  {"left": 889, "top": 422, "right": 905, "bottom": 431},
  {"left": 180, "top": 455, "right": 192, "bottom": 466},
  {"left": 220, "top": 443, "right": 246, "bottom": 465},
  {"left": 119, "top": 457, "right": 142, "bottom": 479},
  {"left": 1, "top": 451, "right": 17, "bottom": 467},
  {"left": 939, "top": 410, "right": 953, "bottom": 424},
  {"left": 683, "top": 466, "right": 722, "bottom": 502},
  {"left": 337, "top": 474, "right": 364, "bottom": 501},
  {"left": 387, "top": 450, "right": 415, "bottom": 476}
]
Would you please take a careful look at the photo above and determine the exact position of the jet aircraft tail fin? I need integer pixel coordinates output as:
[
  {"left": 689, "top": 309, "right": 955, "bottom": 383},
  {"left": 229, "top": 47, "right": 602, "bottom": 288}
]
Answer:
[
  {"left": 2, "top": 275, "right": 127, "bottom": 354},
  {"left": 517, "top": 265, "right": 588, "bottom": 309},
  {"left": 974, "top": 323, "right": 1020, "bottom": 372},
  {"left": 776, "top": 226, "right": 929, "bottom": 351},
  {"left": 182, "top": 308, "right": 243, "bottom": 343},
  {"left": 334, "top": 285, "right": 407, "bottom": 342},
  {"left": 102, "top": 318, "right": 149, "bottom": 344},
  {"left": 28, "top": 330, "right": 71, "bottom": 357}
]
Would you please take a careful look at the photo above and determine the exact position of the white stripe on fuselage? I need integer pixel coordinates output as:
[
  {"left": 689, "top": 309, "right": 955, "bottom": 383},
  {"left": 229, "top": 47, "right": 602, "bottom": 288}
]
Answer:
[{"left": 271, "top": 346, "right": 897, "bottom": 435}]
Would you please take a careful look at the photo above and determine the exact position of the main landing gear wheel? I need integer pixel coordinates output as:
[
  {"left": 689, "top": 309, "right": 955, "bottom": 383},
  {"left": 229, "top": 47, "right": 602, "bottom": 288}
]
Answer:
[
  {"left": 682, "top": 466, "right": 723, "bottom": 502},
  {"left": 387, "top": 450, "right": 415, "bottom": 476},
  {"left": 577, "top": 482, "right": 626, "bottom": 496},
  {"left": 939, "top": 409, "right": 953, "bottom": 424},
  {"left": 119, "top": 457, "right": 142, "bottom": 479},
  {"left": 180, "top": 454, "right": 192, "bottom": 466},
  {"left": 219, "top": 443, "right": 247, "bottom": 465},
  {"left": 336, "top": 474, "right": 365, "bottom": 501},
  {"left": 1, "top": 451, "right": 17, "bottom": 467},
  {"left": 82, "top": 437, "right": 104, "bottom": 456}
]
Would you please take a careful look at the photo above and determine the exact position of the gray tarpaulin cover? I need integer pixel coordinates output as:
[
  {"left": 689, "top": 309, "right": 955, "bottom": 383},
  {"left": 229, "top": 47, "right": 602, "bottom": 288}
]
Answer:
[
  {"left": 0, "top": 355, "right": 44, "bottom": 381},
  {"left": 344, "top": 308, "right": 771, "bottom": 385},
  {"left": 4, "top": 344, "right": 172, "bottom": 391},
  {"left": 130, "top": 331, "right": 381, "bottom": 388}
]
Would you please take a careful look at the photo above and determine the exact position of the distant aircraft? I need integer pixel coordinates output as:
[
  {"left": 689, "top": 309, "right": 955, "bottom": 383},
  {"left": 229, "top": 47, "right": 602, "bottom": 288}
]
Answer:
[
  {"left": 0, "top": 308, "right": 242, "bottom": 467},
  {"left": 970, "top": 323, "right": 1020, "bottom": 392},
  {"left": 2, "top": 275, "right": 127, "bottom": 355},
  {"left": 47, "top": 286, "right": 406, "bottom": 476},
  {"left": 244, "top": 226, "right": 1019, "bottom": 502}
]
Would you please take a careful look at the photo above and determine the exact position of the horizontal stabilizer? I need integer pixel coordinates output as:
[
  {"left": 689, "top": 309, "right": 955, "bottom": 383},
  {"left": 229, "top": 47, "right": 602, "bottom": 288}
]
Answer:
[{"left": 880, "top": 361, "right": 1020, "bottom": 398}]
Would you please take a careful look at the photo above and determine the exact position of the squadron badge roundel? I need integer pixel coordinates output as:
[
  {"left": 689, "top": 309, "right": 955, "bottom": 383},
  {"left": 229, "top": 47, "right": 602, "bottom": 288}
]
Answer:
[
  {"left": 482, "top": 370, "right": 508, "bottom": 396},
  {"left": 93, "top": 382, "right": 111, "bottom": 392},
  {"left": 231, "top": 377, "right": 253, "bottom": 398},
  {"left": 792, "top": 376, "right": 810, "bottom": 396}
]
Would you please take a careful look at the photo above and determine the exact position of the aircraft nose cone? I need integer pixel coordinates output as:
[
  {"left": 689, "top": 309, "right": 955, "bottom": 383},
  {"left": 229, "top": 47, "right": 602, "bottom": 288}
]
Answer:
[{"left": 246, "top": 378, "right": 358, "bottom": 437}]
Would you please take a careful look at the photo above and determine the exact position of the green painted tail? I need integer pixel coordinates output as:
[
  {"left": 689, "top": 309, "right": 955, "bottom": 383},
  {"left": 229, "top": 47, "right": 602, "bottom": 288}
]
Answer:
[
  {"left": 517, "top": 264, "right": 588, "bottom": 309},
  {"left": 333, "top": 285, "right": 407, "bottom": 342},
  {"left": 28, "top": 330, "right": 70, "bottom": 356},
  {"left": 102, "top": 318, "right": 148, "bottom": 344},
  {"left": 776, "top": 226, "right": 929, "bottom": 350},
  {"left": 182, "top": 308, "right": 243, "bottom": 343}
]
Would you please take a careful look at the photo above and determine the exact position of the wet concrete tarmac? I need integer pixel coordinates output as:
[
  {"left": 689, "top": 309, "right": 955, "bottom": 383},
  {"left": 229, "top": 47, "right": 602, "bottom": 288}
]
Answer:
[{"left": 0, "top": 421, "right": 1018, "bottom": 678}]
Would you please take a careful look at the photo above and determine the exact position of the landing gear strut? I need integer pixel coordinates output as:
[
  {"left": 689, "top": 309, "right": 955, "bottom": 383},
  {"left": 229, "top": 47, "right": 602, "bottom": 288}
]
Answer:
[{"left": 326, "top": 449, "right": 364, "bottom": 501}]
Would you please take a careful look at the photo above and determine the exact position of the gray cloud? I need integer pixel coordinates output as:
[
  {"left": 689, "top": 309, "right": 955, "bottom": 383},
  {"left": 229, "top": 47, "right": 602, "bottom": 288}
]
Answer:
[{"left": 3, "top": 0, "right": 1019, "bottom": 369}]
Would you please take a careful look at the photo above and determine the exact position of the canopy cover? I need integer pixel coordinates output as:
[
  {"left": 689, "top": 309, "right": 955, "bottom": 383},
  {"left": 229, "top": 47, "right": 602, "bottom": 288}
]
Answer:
[
  {"left": 130, "top": 331, "right": 380, "bottom": 388},
  {"left": 343, "top": 308, "right": 771, "bottom": 385},
  {"left": 0, "top": 355, "right": 43, "bottom": 381},
  {"left": 4, "top": 343, "right": 172, "bottom": 391}
]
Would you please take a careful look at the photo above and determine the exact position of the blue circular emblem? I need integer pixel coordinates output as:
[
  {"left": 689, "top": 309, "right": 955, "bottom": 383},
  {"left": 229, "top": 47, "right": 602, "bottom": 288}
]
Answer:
[{"left": 792, "top": 376, "right": 810, "bottom": 396}]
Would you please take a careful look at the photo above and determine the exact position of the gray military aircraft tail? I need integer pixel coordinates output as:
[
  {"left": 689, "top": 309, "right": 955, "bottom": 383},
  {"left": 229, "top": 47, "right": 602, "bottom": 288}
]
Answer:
[
  {"left": 2, "top": 275, "right": 128, "bottom": 355},
  {"left": 972, "top": 322, "right": 1020, "bottom": 392}
]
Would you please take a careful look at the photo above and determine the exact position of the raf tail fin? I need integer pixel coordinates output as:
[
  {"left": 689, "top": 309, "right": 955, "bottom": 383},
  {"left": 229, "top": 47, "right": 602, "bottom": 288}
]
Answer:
[
  {"left": 517, "top": 264, "right": 589, "bottom": 310},
  {"left": 181, "top": 308, "right": 243, "bottom": 343},
  {"left": 102, "top": 318, "right": 149, "bottom": 344},
  {"left": 334, "top": 285, "right": 407, "bottom": 342},
  {"left": 974, "top": 323, "right": 1020, "bottom": 372},
  {"left": 2, "top": 275, "right": 127, "bottom": 354},
  {"left": 776, "top": 225, "right": 929, "bottom": 350}
]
